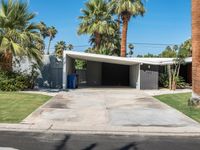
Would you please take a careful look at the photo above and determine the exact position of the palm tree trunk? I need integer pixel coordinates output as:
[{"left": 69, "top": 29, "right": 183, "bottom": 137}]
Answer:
[
  {"left": 47, "top": 37, "right": 52, "bottom": 55},
  {"left": 121, "top": 15, "right": 130, "bottom": 57},
  {"left": 0, "top": 51, "right": 12, "bottom": 72},
  {"left": 95, "top": 32, "right": 101, "bottom": 51},
  {"left": 190, "top": 0, "right": 200, "bottom": 105}
]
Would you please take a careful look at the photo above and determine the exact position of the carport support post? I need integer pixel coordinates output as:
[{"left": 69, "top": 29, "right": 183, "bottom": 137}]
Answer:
[
  {"left": 63, "top": 51, "right": 67, "bottom": 90},
  {"left": 129, "top": 64, "right": 141, "bottom": 89}
]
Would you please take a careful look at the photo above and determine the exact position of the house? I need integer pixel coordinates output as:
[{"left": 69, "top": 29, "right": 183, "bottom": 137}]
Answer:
[{"left": 63, "top": 51, "right": 192, "bottom": 90}]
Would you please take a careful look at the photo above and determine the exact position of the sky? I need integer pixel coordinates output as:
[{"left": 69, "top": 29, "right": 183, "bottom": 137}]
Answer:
[{"left": 28, "top": 0, "right": 191, "bottom": 55}]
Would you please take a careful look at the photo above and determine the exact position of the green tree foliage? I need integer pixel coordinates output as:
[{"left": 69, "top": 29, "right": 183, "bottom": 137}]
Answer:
[
  {"left": 75, "top": 60, "right": 87, "bottom": 70},
  {"left": 78, "top": 0, "right": 120, "bottom": 55},
  {"left": 136, "top": 53, "right": 159, "bottom": 58},
  {"left": 179, "top": 39, "right": 192, "bottom": 57},
  {"left": 144, "top": 53, "right": 159, "bottom": 58},
  {"left": 128, "top": 43, "right": 134, "bottom": 57},
  {"left": 0, "top": 64, "right": 39, "bottom": 91},
  {"left": 38, "top": 22, "right": 49, "bottom": 39},
  {"left": 55, "top": 41, "right": 67, "bottom": 58},
  {"left": 0, "top": 0, "right": 44, "bottom": 71},
  {"left": 160, "top": 46, "right": 177, "bottom": 58},
  {"left": 47, "top": 26, "right": 57, "bottom": 55},
  {"left": 67, "top": 44, "right": 74, "bottom": 51},
  {"left": 37, "top": 22, "right": 57, "bottom": 55}
]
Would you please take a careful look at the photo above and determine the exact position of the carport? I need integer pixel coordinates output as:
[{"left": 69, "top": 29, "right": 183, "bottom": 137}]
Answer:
[
  {"left": 63, "top": 51, "right": 141, "bottom": 89},
  {"left": 63, "top": 51, "right": 192, "bottom": 90}
]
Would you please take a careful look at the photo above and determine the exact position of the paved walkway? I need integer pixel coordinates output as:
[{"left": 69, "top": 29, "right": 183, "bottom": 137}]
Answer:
[
  {"left": 143, "top": 88, "right": 192, "bottom": 96},
  {"left": 21, "top": 88, "right": 199, "bottom": 134}
]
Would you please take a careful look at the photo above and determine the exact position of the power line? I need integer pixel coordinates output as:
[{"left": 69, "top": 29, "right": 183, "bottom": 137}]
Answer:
[
  {"left": 73, "top": 45, "right": 90, "bottom": 48},
  {"left": 46, "top": 42, "right": 179, "bottom": 50},
  {"left": 128, "top": 42, "right": 180, "bottom": 46}
]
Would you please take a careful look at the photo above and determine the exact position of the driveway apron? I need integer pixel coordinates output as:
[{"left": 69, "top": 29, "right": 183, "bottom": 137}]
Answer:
[{"left": 22, "top": 88, "right": 200, "bottom": 130}]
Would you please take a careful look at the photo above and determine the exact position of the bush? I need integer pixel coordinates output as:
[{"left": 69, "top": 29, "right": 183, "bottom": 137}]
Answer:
[
  {"left": 176, "top": 76, "right": 188, "bottom": 89},
  {"left": 0, "top": 71, "right": 29, "bottom": 91},
  {"left": 26, "top": 63, "right": 39, "bottom": 89},
  {"left": 159, "top": 73, "right": 187, "bottom": 89},
  {"left": 0, "top": 64, "right": 39, "bottom": 91},
  {"left": 159, "top": 73, "right": 169, "bottom": 88}
]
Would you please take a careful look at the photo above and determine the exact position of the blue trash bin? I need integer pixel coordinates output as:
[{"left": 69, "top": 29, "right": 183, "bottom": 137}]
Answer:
[{"left": 67, "top": 74, "right": 78, "bottom": 89}]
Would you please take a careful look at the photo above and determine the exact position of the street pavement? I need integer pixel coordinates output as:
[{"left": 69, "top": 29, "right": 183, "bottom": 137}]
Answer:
[{"left": 0, "top": 131, "right": 200, "bottom": 150}]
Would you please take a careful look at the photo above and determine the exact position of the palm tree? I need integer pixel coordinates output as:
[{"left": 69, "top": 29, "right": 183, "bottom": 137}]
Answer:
[
  {"left": 38, "top": 22, "right": 49, "bottom": 39},
  {"left": 47, "top": 26, "right": 57, "bottom": 55},
  {"left": 109, "top": 0, "right": 145, "bottom": 57},
  {"left": 0, "top": 0, "right": 43, "bottom": 71},
  {"left": 67, "top": 44, "right": 74, "bottom": 51},
  {"left": 55, "top": 41, "right": 67, "bottom": 58},
  {"left": 190, "top": 0, "right": 200, "bottom": 105},
  {"left": 128, "top": 43, "right": 134, "bottom": 57},
  {"left": 78, "top": 0, "right": 115, "bottom": 52}
]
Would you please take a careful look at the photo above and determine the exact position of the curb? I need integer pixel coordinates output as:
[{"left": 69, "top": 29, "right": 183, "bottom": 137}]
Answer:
[{"left": 1, "top": 124, "right": 200, "bottom": 137}]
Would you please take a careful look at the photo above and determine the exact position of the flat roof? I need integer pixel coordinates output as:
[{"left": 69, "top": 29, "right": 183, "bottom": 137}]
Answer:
[{"left": 65, "top": 51, "right": 192, "bottom": 66}]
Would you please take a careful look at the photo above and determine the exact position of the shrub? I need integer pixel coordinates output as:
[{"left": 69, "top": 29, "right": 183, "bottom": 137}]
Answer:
[
  {"left": 0, "top": 64, "right": 39, "bottom": 91},
  {"left": 159, "top": 73, "right": 169, "bottom": 88},
  {"left": 26, "top": 63, "right": 39, "bottom": 89},
  {"left": 159, "top": 73, "right": 187, "bottom": 89},
  {"left": 0, "top": 71, "right": 29, "bottom": 91},
  {"left": 176, "top": 76, "right": 188, "bottom": 89}
]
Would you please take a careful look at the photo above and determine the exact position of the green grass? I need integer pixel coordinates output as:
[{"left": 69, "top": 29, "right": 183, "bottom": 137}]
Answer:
[
  {"left": 0, "top": 92, "right": 52, "bottom": 123},
  {"left": 155, "top": 93, "right": 200, "bottom": 123}
]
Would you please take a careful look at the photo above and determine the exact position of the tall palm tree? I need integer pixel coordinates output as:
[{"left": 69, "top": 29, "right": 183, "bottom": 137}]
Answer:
[
  {"left": 38, "top": 21, "right": 49, "bottom": 39},
  {"left": 47, "top": 26, "right": 57, "bottom": 55},
  {"left": 0, "top": 0, "right": 43, "bottom": 71},
  {"left": 55, "top": 41, "right": 67, "bottom": 58},
  {"left": 191, "top": 0, "right": 200, "bottom": 105},
  {"left": 78, "top": 0, "right": 115, "bottom": 52},
  {"left": 109, "top": 0, "right": 145, "bottom": 57}
]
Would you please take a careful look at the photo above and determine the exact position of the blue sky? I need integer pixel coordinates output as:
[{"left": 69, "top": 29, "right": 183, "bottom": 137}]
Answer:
[{"left": 29, "top": 0, "right": 191, "bottom": 55}]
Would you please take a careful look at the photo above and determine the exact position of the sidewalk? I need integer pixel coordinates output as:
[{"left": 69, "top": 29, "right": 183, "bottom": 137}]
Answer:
[{"left": 143, "top": 88, "right": 192, "bottom": 96}]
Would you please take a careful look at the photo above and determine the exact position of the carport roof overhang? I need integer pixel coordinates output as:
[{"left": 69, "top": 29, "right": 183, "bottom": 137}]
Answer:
[{"left": 64, "top": 51, "right": 192, "bottom": 66}]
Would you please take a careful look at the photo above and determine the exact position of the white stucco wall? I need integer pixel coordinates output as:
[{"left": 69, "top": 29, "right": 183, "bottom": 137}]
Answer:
[
  {"left": 129, "top": 64, "right": 140, "bottom": 89},
  {"left": 63, "top": 55, "right": 75, "bottom": 89}
]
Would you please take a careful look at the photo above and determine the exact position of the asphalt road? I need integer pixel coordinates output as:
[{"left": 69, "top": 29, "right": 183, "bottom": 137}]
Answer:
[{"left": 0, "top": 131, "right": 200, "bottom": 150}]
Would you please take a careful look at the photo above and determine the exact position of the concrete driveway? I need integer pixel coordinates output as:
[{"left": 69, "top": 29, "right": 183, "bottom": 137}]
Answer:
[{"left": 23, "top": 88, "right": 199, "bottom": 131}]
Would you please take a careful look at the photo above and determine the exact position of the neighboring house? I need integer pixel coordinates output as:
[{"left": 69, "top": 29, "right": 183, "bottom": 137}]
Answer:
[{"left": 63, "top": 51, "right": 192, "bottom": 90}]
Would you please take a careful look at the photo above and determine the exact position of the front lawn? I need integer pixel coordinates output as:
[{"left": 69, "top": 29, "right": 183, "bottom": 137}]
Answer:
[
  {"left": 155, "top": 93, "right": 200, "bottom": 123},
  {"left": 0, "top": 92, "right": 51, "bottom": 123}
]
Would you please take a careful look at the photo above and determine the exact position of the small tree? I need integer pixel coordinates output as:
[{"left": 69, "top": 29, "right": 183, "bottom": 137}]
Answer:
[{"left": 161, "top": 42, "right": 191, "bottom": 90}]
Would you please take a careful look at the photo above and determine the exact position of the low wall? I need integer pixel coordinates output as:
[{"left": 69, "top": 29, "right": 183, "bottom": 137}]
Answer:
[{"left": 14, "top": 55, "right": 63, "bottom": 89}]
